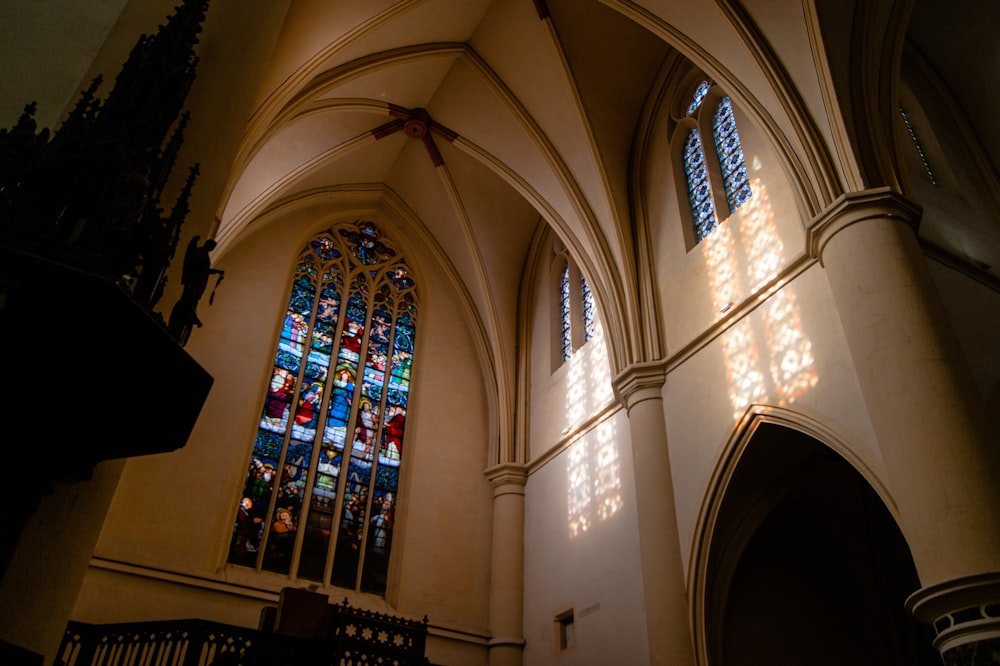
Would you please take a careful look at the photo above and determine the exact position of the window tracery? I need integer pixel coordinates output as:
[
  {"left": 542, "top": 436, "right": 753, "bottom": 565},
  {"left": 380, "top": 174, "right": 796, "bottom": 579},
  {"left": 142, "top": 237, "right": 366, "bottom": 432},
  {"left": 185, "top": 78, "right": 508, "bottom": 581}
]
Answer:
[
  {"left": 229, "top": 221, "right": 416, "bottom": 597},
  {"left": 676, "top": 81, "right": 754, "bottom": 245},
  {"left": 555, "top": 254, "right": 597, "bottom": 366}
]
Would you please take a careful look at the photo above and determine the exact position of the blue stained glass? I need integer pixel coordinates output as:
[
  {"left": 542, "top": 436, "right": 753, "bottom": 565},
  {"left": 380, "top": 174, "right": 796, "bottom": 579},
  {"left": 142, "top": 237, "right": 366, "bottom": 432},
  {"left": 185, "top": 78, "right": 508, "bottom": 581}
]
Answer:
[
  {"left": 295, "top": 254, "right": 318, "bottom": 279},
  {"left": 713, "top": 97, "right": 752, "bottom": 213},
  {"left": 687, "top": 80, "right": 710, "bottom": 116},
  {"left": 339, "top": 220, "right": 396, "bottom": 265},
  {"left": 900, "top": 107, "right": 937, "bottom": 185},
  {"left": 560, "top": 263, "right": 571, "bottom": 362},
  {"left": 316, "top": 282, "right": 341, "bottom": 321},
  {"left": 232, "top": 223, "right": 417, "bottom": 594},
  {"left": 684, "top": 129, "right": 717, "bottom": 242},
  {"left": 311, "top": 319, "right": 336, "bottom": 355},
  {"left": 273, "top": 350, "right": 300, "bottom": 374},
  {"left": 392, "top": 314, "right": 415, "bottom": 354},
  {"left": 389, "top": 264, "right": 414, "bottom": 291},
  {"left": 581, "top": 277, "right": 595, "bottom": 342},
  {"left": 310, "top": 236, "right": 340, "bottom": 261},
  {"left": 304, "top": 351, "right": 329, "bottom": 379},
  {"left": 288, "top": 276, "right": 315, "bottom": 316},
  {"left": 252, "top": 430, "right": 284, "bottom": 461}
]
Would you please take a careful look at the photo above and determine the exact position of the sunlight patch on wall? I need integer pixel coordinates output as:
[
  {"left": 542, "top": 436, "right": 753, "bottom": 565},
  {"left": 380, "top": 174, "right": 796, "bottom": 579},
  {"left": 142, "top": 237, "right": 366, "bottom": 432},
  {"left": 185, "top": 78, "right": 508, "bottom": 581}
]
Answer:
[
  {"left": 707, "top": 175, "right": 818, "bottom": 420},
  {"left": 567, "top": 420, "right": 621, "bottom": 538},
  {"left": 563, "top": 318, "right": 612, "bottom": 431},
  {"left": 587, "top": 323, "right": 613, "bottom": 405}
]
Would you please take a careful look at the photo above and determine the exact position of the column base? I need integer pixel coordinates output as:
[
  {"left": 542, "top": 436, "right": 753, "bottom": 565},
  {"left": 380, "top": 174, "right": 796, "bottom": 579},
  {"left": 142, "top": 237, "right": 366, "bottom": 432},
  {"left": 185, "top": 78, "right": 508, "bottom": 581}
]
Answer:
[{"left": 906, "top": 572, "right": 1000, "bottom": 660}]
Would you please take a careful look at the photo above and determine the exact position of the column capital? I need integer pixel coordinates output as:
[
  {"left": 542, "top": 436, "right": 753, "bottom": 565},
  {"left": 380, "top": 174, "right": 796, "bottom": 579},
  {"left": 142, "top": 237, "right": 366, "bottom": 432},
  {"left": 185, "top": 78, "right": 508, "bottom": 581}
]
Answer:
[
  {"left": 806, "top": 187, "right": 922, "bottom": 264},
  {"left": 906, "top": 572, "right": 1000, "bottom": 654},
  {"left": 613, "top": 360, "right": 667, "bottom": 412},
  {"left": 484, "top": 463, "right": 527, "bottom": 495}
]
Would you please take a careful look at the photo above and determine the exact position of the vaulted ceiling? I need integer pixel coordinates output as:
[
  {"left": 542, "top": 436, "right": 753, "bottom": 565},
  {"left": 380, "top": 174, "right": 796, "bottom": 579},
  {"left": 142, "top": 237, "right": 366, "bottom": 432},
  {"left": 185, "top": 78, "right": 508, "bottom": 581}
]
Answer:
[{"left": 215, "top": 0, "right": 673, "bottom": 383}]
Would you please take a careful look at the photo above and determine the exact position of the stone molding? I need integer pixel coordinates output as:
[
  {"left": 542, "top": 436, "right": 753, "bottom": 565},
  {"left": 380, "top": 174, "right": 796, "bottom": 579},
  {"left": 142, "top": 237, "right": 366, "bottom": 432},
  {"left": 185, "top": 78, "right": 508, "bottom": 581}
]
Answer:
[
  {"left": 906, "top": 572, "right": 1000, "bottom": 654},
  {"left": 487, "top": 636, "right": 527, "bottom": 647},
  {"left": 485, "top": 463, "right": 528, "bottom": 496},
  {"left": 806, "top": 187, "right": 922, "bottom": 265},
  {"left": 613, "top": 360, "right": 668, "bottom": 412}
]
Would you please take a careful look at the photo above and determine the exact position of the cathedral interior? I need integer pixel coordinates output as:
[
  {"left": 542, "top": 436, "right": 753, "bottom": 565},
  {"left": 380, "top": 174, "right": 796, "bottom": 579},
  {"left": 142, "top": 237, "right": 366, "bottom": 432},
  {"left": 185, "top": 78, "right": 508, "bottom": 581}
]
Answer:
[{"left": 1, "top": 1, "right": 999, "bottom": 664}]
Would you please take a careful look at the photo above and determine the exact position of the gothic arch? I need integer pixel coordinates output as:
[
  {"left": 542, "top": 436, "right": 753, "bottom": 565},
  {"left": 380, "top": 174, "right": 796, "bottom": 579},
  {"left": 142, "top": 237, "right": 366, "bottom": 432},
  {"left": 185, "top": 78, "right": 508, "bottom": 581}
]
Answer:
[{"left": 689, "top": 406, "right": 935, "bottom": 665}]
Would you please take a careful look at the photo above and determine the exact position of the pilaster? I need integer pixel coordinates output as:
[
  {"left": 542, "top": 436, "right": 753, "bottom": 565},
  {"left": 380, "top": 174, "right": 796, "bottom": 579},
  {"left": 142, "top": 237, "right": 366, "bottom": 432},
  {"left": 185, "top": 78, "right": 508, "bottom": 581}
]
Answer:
[
  {"left": 612, "top": 361, "right": 696, "bottom": 666},
  {"left": 484, "top": 463, "right": 528, "bottom": 666}
]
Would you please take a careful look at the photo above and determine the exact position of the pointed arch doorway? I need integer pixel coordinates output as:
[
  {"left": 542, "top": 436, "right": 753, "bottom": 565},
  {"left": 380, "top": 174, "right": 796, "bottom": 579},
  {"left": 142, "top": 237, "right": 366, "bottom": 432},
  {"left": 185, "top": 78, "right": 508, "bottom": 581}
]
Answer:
[{"left": 701, "top": 422, "right": 938, "bottom": 665}]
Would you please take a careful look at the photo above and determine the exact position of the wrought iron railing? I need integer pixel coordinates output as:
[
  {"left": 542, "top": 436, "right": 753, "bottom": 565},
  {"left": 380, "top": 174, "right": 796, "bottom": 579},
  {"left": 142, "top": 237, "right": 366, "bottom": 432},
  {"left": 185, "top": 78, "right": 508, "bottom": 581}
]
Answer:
[
  {"left": 56, "top": 619, "right": 323, "bottom": 666},
  {"left": 328, "top": 597, "right": 429, "bottom": 665},
  {"left": 56, "top": 600, "right": 432, "bottom": 666}
]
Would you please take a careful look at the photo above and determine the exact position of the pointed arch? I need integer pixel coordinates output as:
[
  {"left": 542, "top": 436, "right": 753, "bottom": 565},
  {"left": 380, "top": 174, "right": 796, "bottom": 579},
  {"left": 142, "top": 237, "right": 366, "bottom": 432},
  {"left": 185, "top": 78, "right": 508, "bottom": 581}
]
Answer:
[{"left": 228, "top": 220, "right": 417, "bottom": 596}]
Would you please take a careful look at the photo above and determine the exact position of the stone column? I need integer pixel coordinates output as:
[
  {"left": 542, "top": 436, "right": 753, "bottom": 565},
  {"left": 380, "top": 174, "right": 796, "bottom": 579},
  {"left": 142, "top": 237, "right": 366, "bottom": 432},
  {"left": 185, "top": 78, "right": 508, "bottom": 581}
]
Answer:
[
  {"left": 613, "top": 362, "right": 696, "bottom": 666},
  {"left": 485, "top": 463, "right": 527, "bottom": 666},
  {"left": 809, "top": 187, "right": 1000, "bottom": 658}
]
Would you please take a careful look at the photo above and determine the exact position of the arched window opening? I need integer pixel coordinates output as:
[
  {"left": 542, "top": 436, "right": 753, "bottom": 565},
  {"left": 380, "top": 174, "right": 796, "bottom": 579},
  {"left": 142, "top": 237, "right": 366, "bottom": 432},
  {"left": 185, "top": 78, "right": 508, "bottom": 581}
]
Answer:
[
  {"left": 683, "top": 129, "right": 717, "bottom": 242},
  {"left": 581, "top": 274, "right": 595, "bottom": 343},
  {"left": 555, "top": 253, "right": 599, "bottom": 368},
  {"left": 560, "top": 262, "right": 572, "bottom": 362},
  {"left": 229, "top": 221, "right": 417, "bottom": 597},
  {"left": 687, "top": 80, "right": 710, "bottom": 116},
  {"left": 713, "top": 97, "right": 753, "bottom": 213}
]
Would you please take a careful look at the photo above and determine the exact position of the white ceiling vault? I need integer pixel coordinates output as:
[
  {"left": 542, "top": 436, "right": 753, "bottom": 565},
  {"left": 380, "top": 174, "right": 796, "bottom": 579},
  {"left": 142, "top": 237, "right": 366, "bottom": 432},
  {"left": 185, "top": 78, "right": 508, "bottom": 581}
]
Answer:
[{"left": 215, "top": 0, "right": 676, "bottom": 384}]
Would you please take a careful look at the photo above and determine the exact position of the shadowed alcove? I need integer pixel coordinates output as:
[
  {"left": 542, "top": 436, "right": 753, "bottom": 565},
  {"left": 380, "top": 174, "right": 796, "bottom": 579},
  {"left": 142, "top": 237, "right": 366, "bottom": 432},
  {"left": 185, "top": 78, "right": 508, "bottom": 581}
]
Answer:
[{"left": 705, "top": 423, "right": 939, "bottom": 666}]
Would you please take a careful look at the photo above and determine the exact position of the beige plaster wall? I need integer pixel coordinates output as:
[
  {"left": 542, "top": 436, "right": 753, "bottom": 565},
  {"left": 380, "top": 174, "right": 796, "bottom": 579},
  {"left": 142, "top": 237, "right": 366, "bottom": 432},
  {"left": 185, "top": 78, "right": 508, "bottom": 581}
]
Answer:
[
  {"left": 926, "top": 261, "right": 1000, "bottom": 401},
  {"left": 522, "top": 410, "right": 649, "bottom": 666},
  {"left": 662, "top": 266, "right": 885, "bottom": 579},
  {"left": 641, "top": 69, "right": 886, "bottom": 581},
  {"left": 74, "top": 201, "right": 495, "bottom": 648}
]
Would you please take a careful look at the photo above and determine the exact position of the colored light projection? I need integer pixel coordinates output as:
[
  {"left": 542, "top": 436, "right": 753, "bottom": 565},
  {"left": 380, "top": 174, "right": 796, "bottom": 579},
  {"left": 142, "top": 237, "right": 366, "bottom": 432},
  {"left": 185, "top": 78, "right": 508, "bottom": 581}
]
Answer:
[
  {"left": 703, "top": 176, "right": 818, "bottom": 420},
  {"left": 567, "top": 418, "right": 621, "bottom": 539},
  {"left": 562, "top": 317, "right": 619, "bottom": 539},
  {"left": 229, "top": 221, "right": 416, "bottom": 597}
]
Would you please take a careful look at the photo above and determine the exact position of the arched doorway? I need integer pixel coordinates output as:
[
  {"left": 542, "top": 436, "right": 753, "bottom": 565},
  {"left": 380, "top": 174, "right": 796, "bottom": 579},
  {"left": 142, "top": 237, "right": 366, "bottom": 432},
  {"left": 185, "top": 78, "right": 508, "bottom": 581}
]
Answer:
[{"left": 704, "top": 423, "right": 938, "bottom": 665}]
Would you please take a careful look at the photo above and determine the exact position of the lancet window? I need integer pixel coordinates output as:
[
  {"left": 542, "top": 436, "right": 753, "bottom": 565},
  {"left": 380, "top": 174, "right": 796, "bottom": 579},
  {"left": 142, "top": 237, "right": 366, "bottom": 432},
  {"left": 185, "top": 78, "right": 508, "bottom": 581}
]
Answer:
[
  {"left": 228, "top": 221, "right": 416, "bottom": 597},
  {"left": 678, "top": 80, "right": 753, "bottom": 244}
]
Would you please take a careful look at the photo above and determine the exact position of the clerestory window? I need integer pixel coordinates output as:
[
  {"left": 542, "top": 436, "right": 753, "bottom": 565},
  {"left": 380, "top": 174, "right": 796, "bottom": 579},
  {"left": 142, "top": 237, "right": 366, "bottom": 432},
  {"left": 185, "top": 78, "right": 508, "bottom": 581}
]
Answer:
[
  {"left": 679, "top": 80, "right": 753, "bottom": 244},
  {"left": 556, "top": 254, "right": 597, "bottom": 366}
]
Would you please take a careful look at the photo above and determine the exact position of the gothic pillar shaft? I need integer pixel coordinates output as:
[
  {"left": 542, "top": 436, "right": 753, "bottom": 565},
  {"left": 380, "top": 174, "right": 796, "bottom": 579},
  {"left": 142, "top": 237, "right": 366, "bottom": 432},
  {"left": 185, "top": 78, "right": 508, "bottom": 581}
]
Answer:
[
  {"left": 811, "top": 188, "right": 1000, "bottom": 658},
  {"left": 615, "top": 363, "right": 696, "bottom": 666},
  {"left": 486, "top": 464, "right": 527, "bottom": 666}
]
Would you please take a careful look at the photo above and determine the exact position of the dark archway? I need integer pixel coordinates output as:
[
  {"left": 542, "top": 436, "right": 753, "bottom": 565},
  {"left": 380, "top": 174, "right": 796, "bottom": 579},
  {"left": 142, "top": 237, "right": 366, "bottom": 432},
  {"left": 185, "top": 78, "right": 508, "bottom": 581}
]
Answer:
[{"left": 705, "top": 423, "right": 938, "bottom": 665}]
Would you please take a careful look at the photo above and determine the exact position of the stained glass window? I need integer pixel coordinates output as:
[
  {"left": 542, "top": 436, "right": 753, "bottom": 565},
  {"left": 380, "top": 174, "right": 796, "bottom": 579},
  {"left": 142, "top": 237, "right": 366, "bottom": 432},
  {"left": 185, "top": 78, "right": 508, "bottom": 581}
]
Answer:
[
  {"left": 687, "top": 80, "right": 710, "bottom": 116},
  {"left": 900, "top": 107, "right": 937, "bottom": 185},
  {"left": 229, "top": 220, "right": 417, "bottom": 597},
  {"left": 713, "top": 97, "right": 752, "bottom": 213},
  {"left": 560, "top": 262, "right": 572, "bottom": 362},
  {"left": 581, "top": 276, "right": 595, "bottom": 343},
  {"left": 684, "top": 129, "right": 717, "bottom": 242}
]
